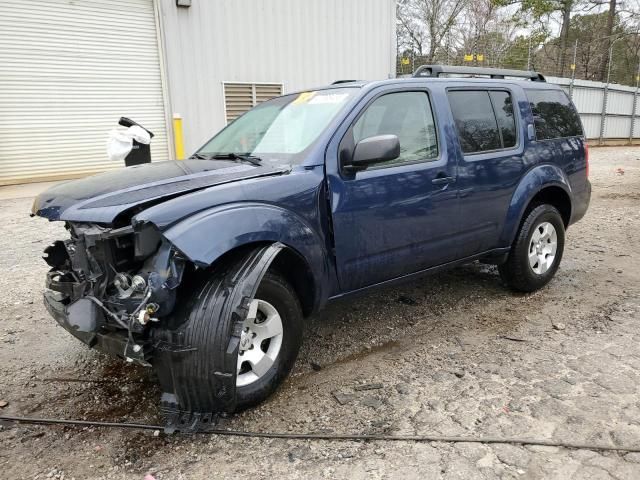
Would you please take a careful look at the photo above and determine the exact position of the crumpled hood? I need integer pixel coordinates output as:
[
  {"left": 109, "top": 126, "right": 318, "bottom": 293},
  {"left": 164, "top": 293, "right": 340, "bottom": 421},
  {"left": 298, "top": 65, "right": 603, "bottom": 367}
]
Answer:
[{"left": 32, "top": 160, "right": 288, "bottom": 224}]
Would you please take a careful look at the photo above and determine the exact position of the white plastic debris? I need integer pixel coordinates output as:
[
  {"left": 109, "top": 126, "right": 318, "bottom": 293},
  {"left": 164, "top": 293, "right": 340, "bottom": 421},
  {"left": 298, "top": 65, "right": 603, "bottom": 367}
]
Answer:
[
  {"left": 107, "top": 125, "right": 151, "bottom": 162},
  {"left": 107, "top": 129, "right": 133, "bottom": 162},
  {"left": 128, "top": 125, "right": 151, "bottom": 145}
]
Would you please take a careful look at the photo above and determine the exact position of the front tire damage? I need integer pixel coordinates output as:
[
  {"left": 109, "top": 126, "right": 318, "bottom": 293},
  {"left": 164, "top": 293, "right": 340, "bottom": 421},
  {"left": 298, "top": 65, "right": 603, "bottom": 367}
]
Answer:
[{"left": 151, "top": 242, "right": 300, "bottom": 432}]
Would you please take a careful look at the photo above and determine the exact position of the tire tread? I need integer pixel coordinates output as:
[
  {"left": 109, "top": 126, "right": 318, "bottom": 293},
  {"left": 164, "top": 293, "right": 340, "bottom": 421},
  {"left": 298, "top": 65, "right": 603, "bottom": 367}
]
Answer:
[{"left": 499, "top": 204, "right": 565, "bottom": 292}]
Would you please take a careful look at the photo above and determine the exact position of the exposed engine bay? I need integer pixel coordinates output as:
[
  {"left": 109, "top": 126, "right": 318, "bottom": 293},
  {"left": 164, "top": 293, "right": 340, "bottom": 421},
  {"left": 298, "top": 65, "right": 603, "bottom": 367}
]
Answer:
[
  {"left": 41, "top": 218, "right": 285, "bottom": 430},
  {"left": 43, "top": 222, "right": 185, "bottom": 364}
]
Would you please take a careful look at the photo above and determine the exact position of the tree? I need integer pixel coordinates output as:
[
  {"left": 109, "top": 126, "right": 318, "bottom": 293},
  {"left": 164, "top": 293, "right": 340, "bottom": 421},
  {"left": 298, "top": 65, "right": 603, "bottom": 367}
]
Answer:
[
  {"left": 395, "top": 0, "right": 640, "bottom": 85},
  {"left": 598, "top": 0, "right": 618, "bottom": 80},
  {"left": 502, "top": 31, "right": 548, "bottom": 69},
  {"left": 396, "top": 0, "right": 468, "bottom": 64},
  {"left": 558, "top": 0, "right": 575, "bottom": 75},
  {"left": 534, "top": 12, "right": 636, "bottom": 83},
  {"left": 397, "top": 0, "right": 426, "bottom": 57},
  {"left": 493, "top": 0, "right": 580, "bottom": 76},
  {"left": 461, "top": 0, "right": 512, "bottom": 64}
]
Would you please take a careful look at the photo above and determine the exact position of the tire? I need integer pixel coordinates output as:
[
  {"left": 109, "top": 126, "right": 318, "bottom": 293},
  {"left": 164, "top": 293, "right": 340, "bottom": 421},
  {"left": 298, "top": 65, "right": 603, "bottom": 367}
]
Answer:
[
  {"left": 163, "top": 269, "right": 304, "bottom": 414},
  {"left": 234, "top": 272, "right": 303, "bottom": 410},
  {"left": 499, "top": 204, "right": 565, "bottom": 292}
]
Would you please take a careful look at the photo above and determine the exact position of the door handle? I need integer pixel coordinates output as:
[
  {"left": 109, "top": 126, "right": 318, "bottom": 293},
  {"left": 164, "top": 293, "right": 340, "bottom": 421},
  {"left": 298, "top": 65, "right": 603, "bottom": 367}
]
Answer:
[{"left": 432, "top": 175, "right": 455, "bottom": 185}]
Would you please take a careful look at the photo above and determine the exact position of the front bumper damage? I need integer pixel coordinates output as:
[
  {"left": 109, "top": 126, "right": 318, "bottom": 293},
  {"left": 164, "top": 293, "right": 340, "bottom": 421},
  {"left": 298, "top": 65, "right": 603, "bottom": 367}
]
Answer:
[
  {"left": 42, "top": 223, "right": 180, "bottom": 365},
  {"left": 44, "top": 289, "right": 147, "bottom": 363},
  {"left": 42, "top": 225, "right": 284, "bottom": 431}
]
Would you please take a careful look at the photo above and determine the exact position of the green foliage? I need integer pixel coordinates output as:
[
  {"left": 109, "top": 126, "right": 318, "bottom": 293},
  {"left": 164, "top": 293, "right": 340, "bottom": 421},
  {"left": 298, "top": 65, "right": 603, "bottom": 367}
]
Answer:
[
  {"left": 502, "top": 36, "right": 532, "bottom": 69},
  {"left": 520, "top": 0, "right": 557, "bottom": 18}
]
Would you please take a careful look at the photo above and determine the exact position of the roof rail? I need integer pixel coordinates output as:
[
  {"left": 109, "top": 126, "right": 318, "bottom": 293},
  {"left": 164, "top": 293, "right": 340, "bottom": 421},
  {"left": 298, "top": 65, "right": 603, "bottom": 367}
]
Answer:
[
  {"left": 331, "top": 79, "right": 358, "bottom": 85},
  {"left": 412, "top": 65, "right": 546, "bottom": 82}
]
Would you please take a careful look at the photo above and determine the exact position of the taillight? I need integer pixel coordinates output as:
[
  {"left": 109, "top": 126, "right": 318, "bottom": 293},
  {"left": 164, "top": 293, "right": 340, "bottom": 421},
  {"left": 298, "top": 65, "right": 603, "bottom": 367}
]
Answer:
[{"left": 584, "top": 143, "right": 589, "bottom": 178}]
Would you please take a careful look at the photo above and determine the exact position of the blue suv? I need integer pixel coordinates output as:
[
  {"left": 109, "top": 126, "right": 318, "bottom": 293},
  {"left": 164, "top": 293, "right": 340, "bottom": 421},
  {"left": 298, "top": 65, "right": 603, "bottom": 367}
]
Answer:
[{"left": 33, "top": 65, "right": 590, "bottom": 428}]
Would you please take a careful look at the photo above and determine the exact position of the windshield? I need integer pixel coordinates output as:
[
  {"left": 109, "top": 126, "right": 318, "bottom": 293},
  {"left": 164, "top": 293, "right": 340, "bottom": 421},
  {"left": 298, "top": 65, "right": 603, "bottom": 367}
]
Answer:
[{"left": 197, "top": 87, "right": 358, "bottom": 164}]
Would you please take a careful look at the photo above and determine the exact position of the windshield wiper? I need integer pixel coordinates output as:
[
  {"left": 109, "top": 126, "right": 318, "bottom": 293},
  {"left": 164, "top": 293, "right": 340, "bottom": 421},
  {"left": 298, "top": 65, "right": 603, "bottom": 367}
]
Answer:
[
  {"left": 189, "top": 152, "right": 209, "bottom": 160},
  {"left": 209, "top": 153, "right": 262, "bottom": 166}
]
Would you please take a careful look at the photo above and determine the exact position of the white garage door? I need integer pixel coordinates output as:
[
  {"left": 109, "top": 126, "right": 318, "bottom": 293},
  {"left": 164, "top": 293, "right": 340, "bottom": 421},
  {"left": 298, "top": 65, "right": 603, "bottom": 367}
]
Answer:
[{"left": 0, "top": 0, "right": 169, "bottom": 186}]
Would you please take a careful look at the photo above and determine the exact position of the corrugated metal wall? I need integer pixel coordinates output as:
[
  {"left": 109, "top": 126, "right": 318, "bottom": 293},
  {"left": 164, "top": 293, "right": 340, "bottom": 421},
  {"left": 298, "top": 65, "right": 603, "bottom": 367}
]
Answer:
[
  {"left": 158, "top": 0, "right": 396, "bottom": 153},
  {"left": 0, "top": 0, "right": 170, "bottom": 186},
  {"left": 547, "top": 76, "right": 639, "bottom": 141}
]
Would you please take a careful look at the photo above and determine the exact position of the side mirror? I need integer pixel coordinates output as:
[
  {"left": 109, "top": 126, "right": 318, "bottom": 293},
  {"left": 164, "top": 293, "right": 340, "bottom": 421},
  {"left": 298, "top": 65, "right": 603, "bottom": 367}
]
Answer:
[{"left": 345, "top": 134, "right": 400, "bottom": 171}]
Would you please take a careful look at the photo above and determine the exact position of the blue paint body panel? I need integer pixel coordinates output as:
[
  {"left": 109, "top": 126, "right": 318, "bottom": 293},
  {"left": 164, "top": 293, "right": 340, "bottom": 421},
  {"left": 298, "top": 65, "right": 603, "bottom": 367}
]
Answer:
[{"left": 33, "top": 77, "right": 590, "bottom": 314}]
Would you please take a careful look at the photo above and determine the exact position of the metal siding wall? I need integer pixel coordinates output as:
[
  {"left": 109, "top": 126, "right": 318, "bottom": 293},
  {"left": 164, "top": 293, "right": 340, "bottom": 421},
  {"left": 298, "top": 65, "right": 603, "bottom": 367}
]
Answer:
[
  {"left": 158, "top": 0, "right": 396, "bottom": 153},
  {"left": 581, "top": 116, "right": 602, "bottom": 139},
  {"left": 607, "top": 91, "right": 633, "bottom": 115},
  {"left": 604, "top": 117, "right": 631, "bottom": 138},
  {"left": 572, "top": 88, "right": 604, "bottom": 114},
  {"left": 0, "top": 0, "right": 169, "bottom": 185}
]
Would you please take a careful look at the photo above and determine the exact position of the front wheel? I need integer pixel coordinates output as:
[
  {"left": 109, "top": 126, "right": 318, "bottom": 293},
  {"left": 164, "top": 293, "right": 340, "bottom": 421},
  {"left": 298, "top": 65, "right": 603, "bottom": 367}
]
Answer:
[
  {"left": 157, "top": 269, "right": 303, "bottom": 416},
  {"left": 235, "top": 272, "right": 303, "bottom": 410},
  {"left": 499, "top": 204, "right": 565, "bottom": 292}
]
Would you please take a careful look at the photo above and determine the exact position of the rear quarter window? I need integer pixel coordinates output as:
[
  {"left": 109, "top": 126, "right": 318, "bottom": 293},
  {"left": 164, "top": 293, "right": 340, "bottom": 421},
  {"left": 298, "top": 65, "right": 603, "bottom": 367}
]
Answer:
[{"left": 525, "top": 89, "right": 583, "bottom": 140}]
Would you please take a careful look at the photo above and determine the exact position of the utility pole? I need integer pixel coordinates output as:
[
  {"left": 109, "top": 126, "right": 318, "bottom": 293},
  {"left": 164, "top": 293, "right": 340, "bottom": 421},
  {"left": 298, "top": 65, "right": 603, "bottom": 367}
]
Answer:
[
  {"left": 599, "top": 37, "right": 622, "bottom": 145},
  {"left": 527, "top": 36, "right": 532, "bottom": 71},
  {"left": 630, "top": 61, "right": 640, "bottom": 145}
]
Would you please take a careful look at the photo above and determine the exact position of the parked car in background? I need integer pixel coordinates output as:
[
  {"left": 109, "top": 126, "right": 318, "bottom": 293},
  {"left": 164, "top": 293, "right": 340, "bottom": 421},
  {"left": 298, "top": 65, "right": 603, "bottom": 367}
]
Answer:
[{"left": 32, "top": 65, "right": 590, "bottom": 430}]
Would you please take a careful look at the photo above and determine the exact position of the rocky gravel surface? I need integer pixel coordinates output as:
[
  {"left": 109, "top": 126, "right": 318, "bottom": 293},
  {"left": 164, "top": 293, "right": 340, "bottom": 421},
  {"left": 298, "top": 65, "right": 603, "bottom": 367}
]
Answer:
[{"left": 0, "top": 147, "right": 639, "bottom": 479}]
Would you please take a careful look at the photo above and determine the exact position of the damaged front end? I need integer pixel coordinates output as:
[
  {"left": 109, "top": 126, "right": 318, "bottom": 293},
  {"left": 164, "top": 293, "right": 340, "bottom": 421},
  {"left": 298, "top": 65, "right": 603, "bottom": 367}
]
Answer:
[
  {"left": 43, "top": 222, "right": 185, "bottom": 366},
  {"left": 43, "top": 222, "right": 285, "bottom": 431}
]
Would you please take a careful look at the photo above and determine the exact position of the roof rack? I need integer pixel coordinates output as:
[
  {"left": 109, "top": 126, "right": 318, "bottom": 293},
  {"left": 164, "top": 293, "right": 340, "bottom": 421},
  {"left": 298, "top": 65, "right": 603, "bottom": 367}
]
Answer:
[
  {"left": 412, "top": 65, "right": 546, "bottom": 82},
  {"left": 331, "top": 79, "right": 358, "bottom": 85}
]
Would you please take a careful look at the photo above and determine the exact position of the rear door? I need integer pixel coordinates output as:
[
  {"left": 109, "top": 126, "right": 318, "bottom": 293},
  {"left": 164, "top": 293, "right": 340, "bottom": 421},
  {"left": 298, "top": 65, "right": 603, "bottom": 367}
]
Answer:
[
  {"left": 326, "top": 85, "right": 460, "bottom": 292},
  {"left": 448, "top": 87, "right": 527, "bottom": 256}
]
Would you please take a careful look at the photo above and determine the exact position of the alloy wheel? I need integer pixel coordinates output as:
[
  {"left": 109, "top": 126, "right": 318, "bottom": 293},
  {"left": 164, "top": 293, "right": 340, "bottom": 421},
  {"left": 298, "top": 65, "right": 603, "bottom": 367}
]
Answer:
[
  {"left": 236, "top": 298, "right": 284, "bottom": 387},
  {"left": 528, "top": 221, "right": 558, "bottom": 275}
]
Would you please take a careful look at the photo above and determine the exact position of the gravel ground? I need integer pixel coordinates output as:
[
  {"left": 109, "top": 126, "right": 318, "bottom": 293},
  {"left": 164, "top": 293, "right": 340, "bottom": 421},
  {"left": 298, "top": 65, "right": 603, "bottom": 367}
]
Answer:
[{"left": 1, "top": 147, "right": 639, "bottom": 479}]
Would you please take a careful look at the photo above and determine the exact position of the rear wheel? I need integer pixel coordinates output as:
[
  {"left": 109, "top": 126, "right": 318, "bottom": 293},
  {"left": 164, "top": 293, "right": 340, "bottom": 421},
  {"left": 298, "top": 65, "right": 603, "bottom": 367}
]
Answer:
[{"left": 499, "top": 204, "right": 565, "bottom": 292}]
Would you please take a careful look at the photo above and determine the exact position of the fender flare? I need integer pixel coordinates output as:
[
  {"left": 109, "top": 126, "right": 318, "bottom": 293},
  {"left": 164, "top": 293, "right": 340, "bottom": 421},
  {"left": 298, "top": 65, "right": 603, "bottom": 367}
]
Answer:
[
  {"left": 499, "top": 164, "right": 572, "bottom": 246},
  {"left": 161, "top": 202, "right": 330, "bottom": 310}
]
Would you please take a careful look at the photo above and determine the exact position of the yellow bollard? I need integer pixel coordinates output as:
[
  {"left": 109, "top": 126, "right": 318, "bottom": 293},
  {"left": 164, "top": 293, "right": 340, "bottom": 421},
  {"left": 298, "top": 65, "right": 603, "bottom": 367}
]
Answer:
[{"left": 172, "top": 113, "right": 185, "bottom": 160}]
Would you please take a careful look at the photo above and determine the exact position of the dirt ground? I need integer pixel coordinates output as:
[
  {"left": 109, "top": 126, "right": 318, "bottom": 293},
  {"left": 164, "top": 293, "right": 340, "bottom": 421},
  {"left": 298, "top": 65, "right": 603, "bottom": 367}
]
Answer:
[{"left": 0, "top": 147, "right": 639, "bottom": 480}]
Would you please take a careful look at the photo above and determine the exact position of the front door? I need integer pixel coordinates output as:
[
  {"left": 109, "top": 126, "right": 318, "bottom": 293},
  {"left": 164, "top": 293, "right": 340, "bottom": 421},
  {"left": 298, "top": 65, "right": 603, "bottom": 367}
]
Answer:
[{"left": 326, "top": 87, "right": 459, "bottom": 292}]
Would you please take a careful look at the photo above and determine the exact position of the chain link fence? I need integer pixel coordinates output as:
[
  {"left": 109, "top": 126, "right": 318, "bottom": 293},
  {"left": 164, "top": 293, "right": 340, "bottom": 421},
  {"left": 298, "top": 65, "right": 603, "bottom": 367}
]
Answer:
[
  {"left": 396, "top": 41, "right": 640, "bottom": 144},
  {"left": 397, "top": 38, "right": 640, "bottom": 88}
]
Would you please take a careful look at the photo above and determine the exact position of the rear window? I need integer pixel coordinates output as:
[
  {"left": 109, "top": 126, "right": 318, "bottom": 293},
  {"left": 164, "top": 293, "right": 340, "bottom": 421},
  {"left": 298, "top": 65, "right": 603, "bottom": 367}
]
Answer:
[
  {"left": 525, "top": 89, "right": 583, "bottom": 140},
  {"left": 447, "top": 90, "right": 517, "bottom": 154}
]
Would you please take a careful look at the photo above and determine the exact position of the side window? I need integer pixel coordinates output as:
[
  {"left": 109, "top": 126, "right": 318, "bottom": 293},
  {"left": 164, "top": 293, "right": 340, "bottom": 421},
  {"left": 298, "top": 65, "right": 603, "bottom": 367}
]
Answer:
[
  {"left": 525, "top": 89, "right": 583, "bottom": 139},
  {"left": 448, "top": 91, "right": 502, "bottom": 154},
  {"left": 353, "top": 91, "right": 438, "bottom": 166},
  {"left": 489, "top": 91, "right": 517, "bottom": 148}
]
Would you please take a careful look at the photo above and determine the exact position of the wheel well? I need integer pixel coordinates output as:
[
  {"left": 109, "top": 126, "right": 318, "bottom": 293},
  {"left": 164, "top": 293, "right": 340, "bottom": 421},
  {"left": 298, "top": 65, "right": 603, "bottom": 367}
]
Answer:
[
  {"left": 179, "top": 241, "right": 316, "bottom": 319},
  {"left": 527, "top": 186, "right": 571, "bottom": 227},
  {"left": 268, "top": 247, "right": 315, "bottom": 318}
]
